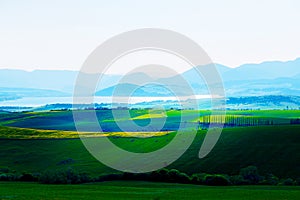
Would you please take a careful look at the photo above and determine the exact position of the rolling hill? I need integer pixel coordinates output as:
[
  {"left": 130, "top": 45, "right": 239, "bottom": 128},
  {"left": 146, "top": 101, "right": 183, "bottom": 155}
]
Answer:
[
  {"left": 1, "top": 57, "right": 300, "bottom": 98},
  {"left": 0, "top": 125, "right": 299, "bottom": 178}
]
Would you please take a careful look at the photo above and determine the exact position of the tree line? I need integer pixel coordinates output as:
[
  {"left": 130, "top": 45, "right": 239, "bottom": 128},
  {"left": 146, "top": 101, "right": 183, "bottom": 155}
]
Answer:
[
  {"left": 198, "top": 115, "right": 300, "bottom": 128},
  {"left": 1, "top": 166, "right": 299, "bottom": 186}
]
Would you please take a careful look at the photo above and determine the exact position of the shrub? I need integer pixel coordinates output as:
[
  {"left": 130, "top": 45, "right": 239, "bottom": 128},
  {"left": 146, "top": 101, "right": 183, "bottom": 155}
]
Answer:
[
  {"left": 40, "top": 171, "right": 65, "bottom": 184},
  {"left": 280, "top": 178, "right": 296, "bottom": 186},
  {"left": 259, "top": 173, "right": 279, "bottom": 185},
  {"left": 239, "top": 166, "right": 261, "bottom": 184},
  {"left": 177, "top": 173, "right": 190, "bottom": 184},
  {"left": 204, "top": 174, "right": 230, "bottom": 186},
  {"left": 78, "top": 172, "right": 92, "bottom": 183},
  {"left": 19, "top": 172, "right": 38, "bottom": 182},
  {"left": 150, "top": 168, "right": 169, "bottom": 182},
  {"left": 39, "top": 168, "right": 91, "bottom": 184},
  {"left": 296, "top": 178, "right": 300, "bottom": 186},
  {"left": 119, "top": 169, "right": 190, "bottom": 184},
  {"left": 229, "top": 175, "right": 248, "bottom": 185},
  {"left": 134, "top": 173, "right": 150, "bottom": 181},
  {"left": 166, "top": 169, "right": 181, "bottom": 181},
  {"left": 190, "top": 173, "right": 207, "bottom": 185},
  {"left": 122, "top": 172, "right": 136, "bottom": 180},
  {"left": 96, "top": 173, "right": 123, "bottom": 182},
  {"left": 0, "top": 173, "right": 18, "bottom": 181},
  {"left": 0, "top": 173, "right": 8, "bottom": 181},
  {"left": 166, "top": 169, "right": 190, "bottom": 184},
  {"left": 165, "top": 169, "right": 190, "bottom": 183},
  {"left": 121, "top": 172, "right": 151, "bottom": 181}
]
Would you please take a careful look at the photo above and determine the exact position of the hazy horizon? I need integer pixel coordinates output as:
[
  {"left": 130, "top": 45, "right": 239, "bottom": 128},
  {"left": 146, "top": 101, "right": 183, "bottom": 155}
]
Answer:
[
  {"left": 1, "top": 57, "right": 299, "bottom": 75},
  {"left": 1, "top": 0, "right": 300, "bottom": 73}
]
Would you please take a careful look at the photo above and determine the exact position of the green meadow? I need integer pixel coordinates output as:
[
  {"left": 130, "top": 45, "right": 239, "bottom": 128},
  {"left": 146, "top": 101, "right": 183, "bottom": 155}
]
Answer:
[
  {"left": 1, "top": 109, "right": 299, "bottom": 131},
  {"left": 0, "top": 109, "right": 299, "bottom": 199},
  {"left": 1, "top": 181, "right": 300, "bottom": 200},
  {"left": 0, "top": 125, "right": 298, "bottom": 177}
]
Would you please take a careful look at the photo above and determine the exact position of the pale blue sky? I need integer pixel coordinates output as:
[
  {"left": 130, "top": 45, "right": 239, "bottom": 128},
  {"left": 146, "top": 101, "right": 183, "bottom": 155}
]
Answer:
[{"left": 0, "top": 0, "right": 299, "bottom": 72}]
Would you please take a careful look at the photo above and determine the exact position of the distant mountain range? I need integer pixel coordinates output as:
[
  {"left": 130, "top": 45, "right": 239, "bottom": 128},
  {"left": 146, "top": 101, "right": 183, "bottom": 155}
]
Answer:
[
  {"left": 1, "top": 58, "right": 300, "bottom": 98},
  {"left": 222, "top": 58, "right": 300, "bottom": 81}
]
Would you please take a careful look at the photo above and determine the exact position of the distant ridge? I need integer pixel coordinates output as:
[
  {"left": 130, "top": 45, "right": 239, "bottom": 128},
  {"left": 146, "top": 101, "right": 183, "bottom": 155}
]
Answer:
[{"left": 1, "top": 57, "right": 300, "bottom": 97}]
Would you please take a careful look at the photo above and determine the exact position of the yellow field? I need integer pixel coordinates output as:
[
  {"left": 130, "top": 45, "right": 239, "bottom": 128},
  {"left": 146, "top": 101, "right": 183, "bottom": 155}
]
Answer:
[{"left": 0, "top": 126, "right": 171, "bottom": 139}]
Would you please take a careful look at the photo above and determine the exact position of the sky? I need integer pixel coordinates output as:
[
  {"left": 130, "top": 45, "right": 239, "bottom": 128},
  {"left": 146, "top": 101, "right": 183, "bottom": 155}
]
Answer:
[{"left": 0, "top": 0, "right": 300, "bottom": 73}]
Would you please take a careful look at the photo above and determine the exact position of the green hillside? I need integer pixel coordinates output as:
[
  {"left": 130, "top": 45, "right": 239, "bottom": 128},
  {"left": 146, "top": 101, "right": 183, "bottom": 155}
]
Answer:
[
  {"left": 0, "top": 110, "right": 299, "bottom": 131},
  {"left": 0, "top": 125, "right": 299, "bottom": 178}
]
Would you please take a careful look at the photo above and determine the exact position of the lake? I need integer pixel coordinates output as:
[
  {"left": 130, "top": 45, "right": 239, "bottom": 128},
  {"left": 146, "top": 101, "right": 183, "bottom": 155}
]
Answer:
[{"left": 0, "top": 95, "right": 212, "bottom": 107}]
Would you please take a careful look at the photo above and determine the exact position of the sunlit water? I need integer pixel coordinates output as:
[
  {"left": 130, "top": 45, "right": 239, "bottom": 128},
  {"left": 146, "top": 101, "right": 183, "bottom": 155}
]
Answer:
[{"left": 0, "top": 95, "right": 212, "bottom": 107}]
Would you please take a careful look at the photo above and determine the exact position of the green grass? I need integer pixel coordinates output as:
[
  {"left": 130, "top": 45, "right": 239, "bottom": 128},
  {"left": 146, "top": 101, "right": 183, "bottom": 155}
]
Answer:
[
  {"left": 0, "top": 110, "right": 300, "bottom": 199},
  {"left": 0, "top": 125, "right": 299, "bottom": 178},
  {"left": 0, "top": 181, "right": 299, "bottom": 200},
  {"left": 1, "top": 110, "right": 298, "bottom": 131},
  {"left": 170, "top": 125, "right": 300, "bottom": 177}
]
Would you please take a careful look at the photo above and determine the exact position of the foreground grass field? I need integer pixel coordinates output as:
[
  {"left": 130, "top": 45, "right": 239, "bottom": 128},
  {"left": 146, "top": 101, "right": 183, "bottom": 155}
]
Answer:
[{"left": 0, "top": 181, "right": 299, "bottom": 200}]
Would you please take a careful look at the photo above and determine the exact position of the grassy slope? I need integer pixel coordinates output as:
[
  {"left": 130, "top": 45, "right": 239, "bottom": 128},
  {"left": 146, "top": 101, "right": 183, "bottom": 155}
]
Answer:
[
  {"left": 0, "top": 181, "right": 300, "bottom": 200},
  {"left": 0, "top": 125, "right": 299, "bottom": 178},
  {"left": 170, "top": 125, "right": 300, "bottom": 177}
]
